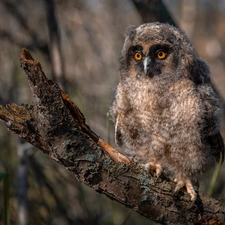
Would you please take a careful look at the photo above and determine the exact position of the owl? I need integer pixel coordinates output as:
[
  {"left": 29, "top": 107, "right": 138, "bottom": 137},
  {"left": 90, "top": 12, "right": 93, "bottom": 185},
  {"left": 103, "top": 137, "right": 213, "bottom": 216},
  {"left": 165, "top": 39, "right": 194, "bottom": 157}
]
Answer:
[{"left": 108, "top": 22, "right": 224, "bottom": 201}]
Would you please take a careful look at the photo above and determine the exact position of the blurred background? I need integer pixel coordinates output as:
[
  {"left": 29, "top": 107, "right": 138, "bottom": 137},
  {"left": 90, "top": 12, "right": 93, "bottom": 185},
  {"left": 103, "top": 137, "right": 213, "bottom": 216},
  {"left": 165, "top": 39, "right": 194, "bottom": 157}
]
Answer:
[{"left": 0, "top": 0, "right": 225, "bottom": 224}]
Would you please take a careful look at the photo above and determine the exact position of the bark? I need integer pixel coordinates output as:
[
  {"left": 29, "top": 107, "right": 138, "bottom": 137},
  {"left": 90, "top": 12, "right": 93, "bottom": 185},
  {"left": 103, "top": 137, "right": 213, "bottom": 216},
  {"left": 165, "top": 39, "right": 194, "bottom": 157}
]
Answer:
[{"left": 0, "top": 48, "right": 225, "bottom": 225}]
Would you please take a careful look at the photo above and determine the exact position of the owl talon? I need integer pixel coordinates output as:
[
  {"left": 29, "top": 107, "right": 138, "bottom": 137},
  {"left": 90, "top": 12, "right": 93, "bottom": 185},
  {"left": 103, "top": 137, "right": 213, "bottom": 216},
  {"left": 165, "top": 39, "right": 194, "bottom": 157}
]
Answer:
[
  {"left": 174, "top": 178, "right": 197, "bottom": 202},
  {"left": 144, "top": 161, "right": 162, "bottom": 177},
  {"left": 174, "top": 180, "right": 184, "bottom": 193},
  {"left": 185, "top": 180, "right": 197, "bottom": 202},
  {"left": 155, "top": 164, "right": 162, "bottom": 177}
]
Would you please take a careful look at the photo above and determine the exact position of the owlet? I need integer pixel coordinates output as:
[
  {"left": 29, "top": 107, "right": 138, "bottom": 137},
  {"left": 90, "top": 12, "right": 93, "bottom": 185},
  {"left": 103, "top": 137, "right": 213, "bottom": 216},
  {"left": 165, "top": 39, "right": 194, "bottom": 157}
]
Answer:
[{"left": 108, "top": 22, "right": 224, "bottom": 201}]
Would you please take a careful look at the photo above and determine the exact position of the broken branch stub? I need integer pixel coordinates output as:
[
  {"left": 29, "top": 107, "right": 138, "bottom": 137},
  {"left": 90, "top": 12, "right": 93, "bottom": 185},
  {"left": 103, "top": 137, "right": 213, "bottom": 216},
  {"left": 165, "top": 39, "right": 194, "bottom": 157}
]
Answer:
[{"left": 19, "top": 48, "right": 131, "bottom": 164}]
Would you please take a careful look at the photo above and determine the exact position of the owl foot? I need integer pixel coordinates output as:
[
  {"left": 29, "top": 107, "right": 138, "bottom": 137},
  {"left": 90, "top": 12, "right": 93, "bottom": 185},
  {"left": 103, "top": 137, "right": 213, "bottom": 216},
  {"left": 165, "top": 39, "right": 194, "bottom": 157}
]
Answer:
[
  {"left": 174, "top": 178, "right": 197, "bottom": 202},
  {"left": 144, "top": 160, "right": 162, "bottom": 177}
]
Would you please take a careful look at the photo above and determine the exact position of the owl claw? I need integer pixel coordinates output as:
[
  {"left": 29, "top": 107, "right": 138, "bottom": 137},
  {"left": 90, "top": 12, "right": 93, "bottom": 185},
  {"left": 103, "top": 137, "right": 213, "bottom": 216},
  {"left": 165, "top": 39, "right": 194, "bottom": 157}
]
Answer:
[
  {"left": 155, "top": 164, "right": 162, "bottom": 177},
  {"left": 174, "top": 178, "right": 197, "bottom": 202},
  {"left": 144, "top": 161, "right": 162, "bottom": 177}
]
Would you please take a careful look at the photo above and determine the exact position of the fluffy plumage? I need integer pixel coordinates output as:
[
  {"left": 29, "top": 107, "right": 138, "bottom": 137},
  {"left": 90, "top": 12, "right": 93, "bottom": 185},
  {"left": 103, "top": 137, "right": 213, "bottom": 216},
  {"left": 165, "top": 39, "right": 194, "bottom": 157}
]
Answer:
[{"left": 109, "top": 22, "right": 224, "bottom": 201}]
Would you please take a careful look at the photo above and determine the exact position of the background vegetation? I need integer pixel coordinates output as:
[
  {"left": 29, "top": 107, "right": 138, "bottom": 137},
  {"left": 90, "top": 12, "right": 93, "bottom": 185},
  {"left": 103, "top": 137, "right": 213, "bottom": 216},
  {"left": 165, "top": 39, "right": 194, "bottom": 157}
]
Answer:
[{"left": 0, "top": 0, "right": 225, "bottom": 224}]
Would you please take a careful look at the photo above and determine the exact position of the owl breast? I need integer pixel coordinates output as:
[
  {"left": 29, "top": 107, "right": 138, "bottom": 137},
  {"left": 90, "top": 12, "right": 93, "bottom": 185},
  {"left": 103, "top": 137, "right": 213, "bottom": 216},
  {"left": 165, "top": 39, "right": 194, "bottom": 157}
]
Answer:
[{"left": 115, "top": 77, "right": 203, "bottom": 166}]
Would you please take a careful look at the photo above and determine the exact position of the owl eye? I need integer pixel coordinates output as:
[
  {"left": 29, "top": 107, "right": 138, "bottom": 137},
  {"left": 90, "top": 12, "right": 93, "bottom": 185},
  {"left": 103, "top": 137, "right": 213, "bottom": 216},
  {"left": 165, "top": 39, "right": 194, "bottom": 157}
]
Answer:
[
  {"left": 156, "top": 50, "right": 167, "bottom": 59},
  {"left": 134, "top": 52, "right": 142, "bottom": 61}
]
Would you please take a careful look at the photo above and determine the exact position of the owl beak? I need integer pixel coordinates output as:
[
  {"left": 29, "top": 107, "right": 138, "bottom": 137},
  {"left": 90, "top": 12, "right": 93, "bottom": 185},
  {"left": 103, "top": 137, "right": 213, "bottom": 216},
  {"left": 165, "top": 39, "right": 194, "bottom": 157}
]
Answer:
[{"left": 143, "top": 57, "right": 151, "bottom": 75}]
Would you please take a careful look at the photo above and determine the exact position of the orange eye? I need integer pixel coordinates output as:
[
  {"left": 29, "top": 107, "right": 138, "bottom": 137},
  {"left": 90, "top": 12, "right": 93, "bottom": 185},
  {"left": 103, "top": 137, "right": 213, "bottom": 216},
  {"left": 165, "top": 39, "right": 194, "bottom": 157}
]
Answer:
[
  {"left": 156, "top": 50, "right": 167, "bottom": 59},
  {"left": 134, "top": 52, "right": 142, "bottom": 61}
]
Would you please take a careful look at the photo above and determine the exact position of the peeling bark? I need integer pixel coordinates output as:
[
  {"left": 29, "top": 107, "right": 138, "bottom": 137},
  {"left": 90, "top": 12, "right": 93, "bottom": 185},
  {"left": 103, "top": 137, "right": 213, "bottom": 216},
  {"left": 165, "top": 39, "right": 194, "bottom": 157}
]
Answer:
[{"left": 0, "top": 48, "right": 225, "bottom": 225}]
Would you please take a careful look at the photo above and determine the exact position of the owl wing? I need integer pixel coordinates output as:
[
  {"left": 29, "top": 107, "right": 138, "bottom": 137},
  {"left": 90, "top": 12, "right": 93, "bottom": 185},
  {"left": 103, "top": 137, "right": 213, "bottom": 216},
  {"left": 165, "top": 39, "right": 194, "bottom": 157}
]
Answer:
[
  {"left": 194, "top": 58, "right": 224, "bottom": 163},
  {"left": 198, "top": 88, "right": 224, "bottom": 163},
  {"left": 200, "top": 106, "right": 224, "bottom": 163},
  {"left": 115, "top": 114, "right": 123, "bottom": 147},
  {"left": 203, "top": 131, "right": 224, "bottom": 163}
]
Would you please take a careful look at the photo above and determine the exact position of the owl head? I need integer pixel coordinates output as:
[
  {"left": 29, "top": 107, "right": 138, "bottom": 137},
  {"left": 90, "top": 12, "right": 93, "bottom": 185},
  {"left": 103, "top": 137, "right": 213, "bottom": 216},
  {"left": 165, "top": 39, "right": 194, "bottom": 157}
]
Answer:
[{"left": 119, "top": 23, "right": 209, "bottom": 84}]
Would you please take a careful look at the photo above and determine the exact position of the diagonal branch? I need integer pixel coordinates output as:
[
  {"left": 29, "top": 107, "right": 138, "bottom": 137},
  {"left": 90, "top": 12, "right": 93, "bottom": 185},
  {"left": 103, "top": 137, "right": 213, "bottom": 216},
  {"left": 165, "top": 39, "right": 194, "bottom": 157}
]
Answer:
[{"left": 0, "top": 48, "right": 224, "bottom": 225}]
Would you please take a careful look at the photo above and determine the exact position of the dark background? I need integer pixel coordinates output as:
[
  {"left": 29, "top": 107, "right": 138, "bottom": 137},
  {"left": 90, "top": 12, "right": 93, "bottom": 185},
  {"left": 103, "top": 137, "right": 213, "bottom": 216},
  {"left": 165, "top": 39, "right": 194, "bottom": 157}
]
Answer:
[{"left": 0, "top": 0, "right": 225, "bottom": 224}]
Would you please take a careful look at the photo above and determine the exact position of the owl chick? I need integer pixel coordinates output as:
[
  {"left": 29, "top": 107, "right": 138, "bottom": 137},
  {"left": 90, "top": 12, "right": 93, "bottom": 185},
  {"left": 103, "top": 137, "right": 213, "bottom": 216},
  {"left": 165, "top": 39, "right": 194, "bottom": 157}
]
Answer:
[{"left": 108, "top": 22, "right": 224, "bottom": 201}]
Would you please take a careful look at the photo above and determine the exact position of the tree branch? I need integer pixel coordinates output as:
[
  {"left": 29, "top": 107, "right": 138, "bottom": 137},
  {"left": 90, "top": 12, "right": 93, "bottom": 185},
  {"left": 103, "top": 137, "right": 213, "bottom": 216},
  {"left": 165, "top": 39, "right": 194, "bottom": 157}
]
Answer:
[
  {"left": 0, "top": 48, "right": 224, "bottom": 224},
  {"left": 131, "top": 0, "right": 176, "bottom": 26}
]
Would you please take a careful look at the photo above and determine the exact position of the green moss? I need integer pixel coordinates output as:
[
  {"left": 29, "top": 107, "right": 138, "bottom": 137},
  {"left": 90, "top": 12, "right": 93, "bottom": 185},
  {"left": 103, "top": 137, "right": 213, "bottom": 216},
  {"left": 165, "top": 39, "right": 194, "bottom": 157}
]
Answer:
[
  {"left": 102, "top": 158, "right": 113, "bottom": 170},
  {"left": 85, "top": 154, "right": 97, "bottom": 162},
  {"left": 137, "top": 173, "right": 153, "bottom": 186}
]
